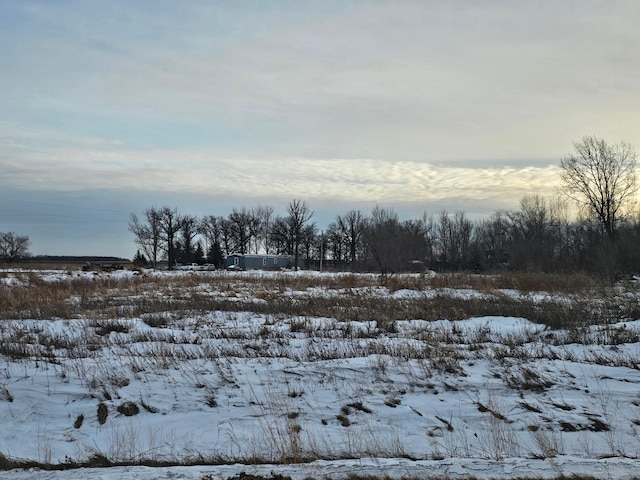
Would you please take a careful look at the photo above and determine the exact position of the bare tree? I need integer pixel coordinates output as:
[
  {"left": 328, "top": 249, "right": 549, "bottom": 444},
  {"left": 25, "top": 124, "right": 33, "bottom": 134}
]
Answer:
[
  {"left": 300, "top": 223, "right": 318, "bottom": 267},
  {"left": 218, "top": 217, "right": 234, "bottom": 256},
  {"left": 198, "top": 216, "right": 227, "bottom": 267},
  {"left": 287, "top": 199, "right": 314, "bottom": 270},
  {"left": 178, "top": 215, "right": 199, "bottom": 264},
  {"left": 198, "top": 215, "right": 219, "bottom": 256},
  {"left": 509, "top": 195, "right": 549, "bottom": 242},
  {"left": 325, "top": 221, "right": 345, "bottom": 266},
  {"left": 420, "top": 212, "right": 437, "bottom": 266},
  {"left": 560, "top": 136, "right": 637, "bottom": 239},
  {"left": 252, "top": 205, "right": 274, "bottom": 254},
  {"left": 157, "top": 206, "right": 185, "bottom": 269},
  {"left": 336, "top": 209, "right": 367, "bottom": 267},
  {"left": 507, "top": 195, "right": 566, "bottom": 271},
  {"left": 128, "top": 207, "right": 162, "bottom": 268},
  {"left": 269, "top": 216, "right": 292, "bottom": 255},
  {"left": 472, "top": 211, "right": 513, "bottom": 270},
  {"left": 366, "top": 206, "right": 401, "bottom": 279},
  {"left": 400, "top": 218, "right": 430, "bottom": 269},
  {"left": 437, "top": 211, "right": 473, "bottom": 268},
  {"left": 228, "top": 207, "right": 257, "bottom": 255},
  {"left": 0, "top": 232, "right": 30, "bottom": 263}
]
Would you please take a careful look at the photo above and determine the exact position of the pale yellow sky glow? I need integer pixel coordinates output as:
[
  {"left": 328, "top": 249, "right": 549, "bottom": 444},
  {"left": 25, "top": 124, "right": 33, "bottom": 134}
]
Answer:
[{"left": 3, "top": 151, "right": 562, "bottom": 205}]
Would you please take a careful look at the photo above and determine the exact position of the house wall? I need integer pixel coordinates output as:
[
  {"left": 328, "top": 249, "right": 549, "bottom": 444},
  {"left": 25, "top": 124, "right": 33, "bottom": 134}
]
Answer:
[
  {"left": 226, "top": 254, "right": 245, "bottom": 269},
  {"left": 225, "top": 254, "right": 299, "bottom": 270}
]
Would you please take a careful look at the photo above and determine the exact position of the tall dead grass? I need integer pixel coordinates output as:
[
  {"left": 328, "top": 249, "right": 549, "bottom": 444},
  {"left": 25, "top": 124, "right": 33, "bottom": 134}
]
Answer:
[
  {"left": 0, "top": 269, "right": 632, "bottom": 331},
  {"left": 423, "top": 271, "right": 610, "bottom": 293}
]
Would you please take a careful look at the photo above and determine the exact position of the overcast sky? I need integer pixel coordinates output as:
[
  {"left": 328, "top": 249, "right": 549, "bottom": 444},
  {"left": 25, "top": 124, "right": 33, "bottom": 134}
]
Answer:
[{"left": 1, "top": 0, "right": 639, "bottom": 259}]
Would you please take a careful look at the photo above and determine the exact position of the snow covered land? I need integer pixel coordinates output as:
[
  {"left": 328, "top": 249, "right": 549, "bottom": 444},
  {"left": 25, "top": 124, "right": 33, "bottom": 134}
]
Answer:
[{"left": 1, "top": 268, "right": 640, "bottom": 479}]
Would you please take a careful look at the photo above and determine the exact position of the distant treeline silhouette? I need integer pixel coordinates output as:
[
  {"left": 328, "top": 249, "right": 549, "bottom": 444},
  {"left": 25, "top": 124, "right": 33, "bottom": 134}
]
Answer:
[
  {"left": 129, "top": 195, "right": 640, "bottom": 279},
  {"left": 26, "top": 255, "right": 130, "bottom": 264}
]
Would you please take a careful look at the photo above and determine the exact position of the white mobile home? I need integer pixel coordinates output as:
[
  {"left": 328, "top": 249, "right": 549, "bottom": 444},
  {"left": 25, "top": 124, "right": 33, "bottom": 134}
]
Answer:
[{"left": 226, "top": 254, "right": 302, "bottom": 270}]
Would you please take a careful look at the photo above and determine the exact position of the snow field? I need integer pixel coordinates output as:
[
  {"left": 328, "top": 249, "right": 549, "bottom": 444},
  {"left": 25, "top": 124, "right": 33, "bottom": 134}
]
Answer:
[{"left": 1, "top": 269, "right": 640, "bottom": 479}]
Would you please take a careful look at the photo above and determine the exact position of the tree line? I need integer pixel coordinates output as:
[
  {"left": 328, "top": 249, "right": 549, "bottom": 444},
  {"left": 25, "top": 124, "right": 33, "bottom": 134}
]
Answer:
[
  {"left": 127, "top": 194, "right": 640, "bottom": 277},
  {"left": 128, "top": 136, "right": 639, "bottom": 277},
  {"left": 1, "top": 136, "right": 637, "bottom": 275},
  {"left": 129, "top": 200, "right": 315, "bottom": 271}
]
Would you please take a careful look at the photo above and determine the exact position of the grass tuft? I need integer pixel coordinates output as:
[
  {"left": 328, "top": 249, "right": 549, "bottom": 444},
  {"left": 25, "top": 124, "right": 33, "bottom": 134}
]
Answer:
[{"left": 97, "top": 402, "right": 109, "bottom": 425}]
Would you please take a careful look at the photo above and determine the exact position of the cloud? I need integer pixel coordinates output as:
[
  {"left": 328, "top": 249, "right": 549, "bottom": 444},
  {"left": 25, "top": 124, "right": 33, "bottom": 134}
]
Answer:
[
  {"left": 3, "top": 1, "right": 640, "bottom": 163},
  {"left": 0, "top": 125, "right": 561, "bottom": 209}
]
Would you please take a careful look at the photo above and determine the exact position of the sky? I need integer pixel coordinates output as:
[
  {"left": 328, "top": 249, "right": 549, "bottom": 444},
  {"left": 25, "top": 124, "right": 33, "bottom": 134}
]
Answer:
[{"left": 1, "top": 0, "right": 639, "bottom": 259}]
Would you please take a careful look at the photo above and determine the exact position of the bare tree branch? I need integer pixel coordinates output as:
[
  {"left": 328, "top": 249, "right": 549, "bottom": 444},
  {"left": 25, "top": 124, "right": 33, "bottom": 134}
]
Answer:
[
  {"left": 560, "top": 136, "right": 637, "bottom": 239},
  {"left": 0, "top": 232, "right": 30, "bottom": 263}
]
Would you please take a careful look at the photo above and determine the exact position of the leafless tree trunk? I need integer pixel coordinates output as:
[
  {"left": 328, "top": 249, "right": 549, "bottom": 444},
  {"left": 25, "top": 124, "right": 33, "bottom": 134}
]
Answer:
[
  {"left": 128, "top": 207, "right": 161, "bottom": 268},
  {"left": 179, "top": 215, "right": 199, "bottom": 263},
  {"left": 560, "top": 136, "right": 637, "bottom": 240},
  {"left": 300, "top": 223, "right": 318, "bottom": 267},
  {"left": 336, "top": 209, "right": 367, "bottom": 267},
  {"left": 287, "top": 199, "right": 314, "bottom": 270},
  {"left": 218, "top": 217, "right": 233, "bottom": 256},
  {"left": 157, "top": 206, "right": 184, "bottom": 269},
  {"left": 325, "top": 222, "right": 345, "bottom": 266}
]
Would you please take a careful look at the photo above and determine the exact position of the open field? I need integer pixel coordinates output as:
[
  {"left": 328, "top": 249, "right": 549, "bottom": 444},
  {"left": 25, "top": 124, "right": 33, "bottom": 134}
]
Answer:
[{"left": 1, "top": 268, "right": 640, "bottom": 479}]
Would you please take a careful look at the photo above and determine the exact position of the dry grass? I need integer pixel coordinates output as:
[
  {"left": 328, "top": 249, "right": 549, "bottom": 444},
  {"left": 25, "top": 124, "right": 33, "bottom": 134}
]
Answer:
[
  {"left": 1, "top": 267, "right": 640, "bottom": 471},
  {"left": 1, "top": 269, "right": 632, "bottom": 330},
  {"left": 422, "top": 271, "right": 617, "bottom": 297}
]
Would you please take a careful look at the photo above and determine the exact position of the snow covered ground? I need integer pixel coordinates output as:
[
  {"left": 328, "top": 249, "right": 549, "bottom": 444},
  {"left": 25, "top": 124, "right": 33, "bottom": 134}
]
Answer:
[{"left": 1, "top": 269, "right": 640, "bottom": 479}]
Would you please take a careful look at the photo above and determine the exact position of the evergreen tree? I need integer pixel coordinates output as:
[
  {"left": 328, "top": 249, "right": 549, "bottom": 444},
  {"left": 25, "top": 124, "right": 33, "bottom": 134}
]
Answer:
[
  {"left": 207, "top": 242, "right": 224, "bottom": 269},
  {"left": 194, "top": 241, "right": 206, "bottom": 265},
  {"left": 132, "top": 249, "right": 148, "bottom": 267}
]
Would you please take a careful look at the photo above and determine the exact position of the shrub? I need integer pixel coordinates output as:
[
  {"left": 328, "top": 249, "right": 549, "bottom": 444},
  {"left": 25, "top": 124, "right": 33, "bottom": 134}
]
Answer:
[
  {"left": 117, "top": 401, "right": 140, "bottom": 416},
  {"left": 73, "top": 414, "right": 84, "bottom": 429},
  {"left": 97, "top": 402, "right": 108, "bottom": 425}
]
